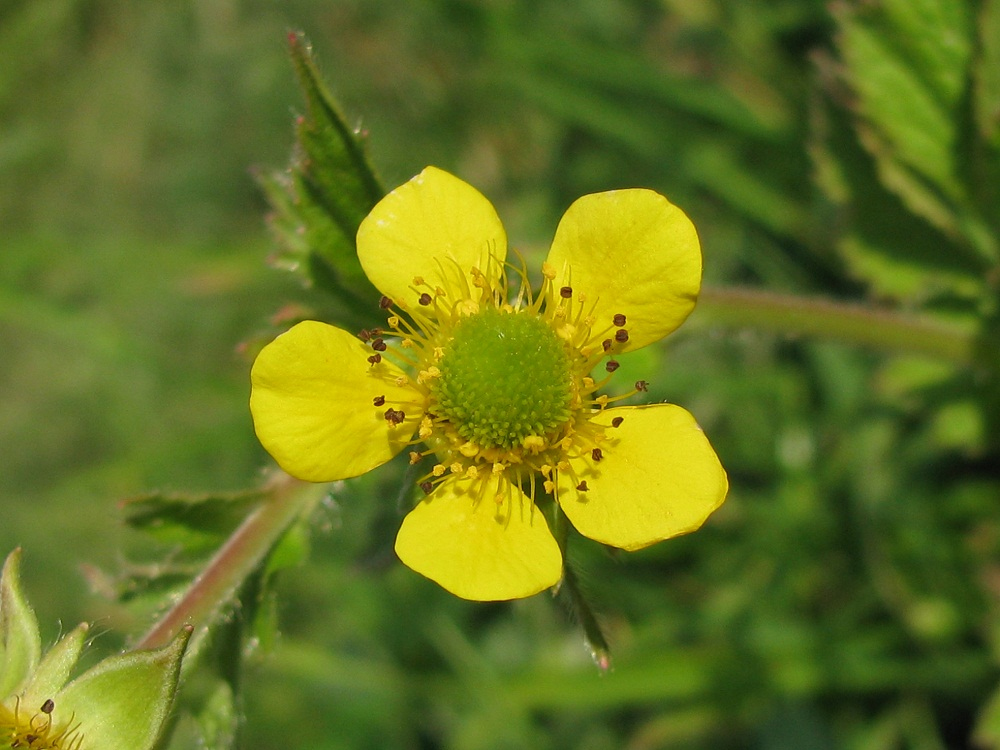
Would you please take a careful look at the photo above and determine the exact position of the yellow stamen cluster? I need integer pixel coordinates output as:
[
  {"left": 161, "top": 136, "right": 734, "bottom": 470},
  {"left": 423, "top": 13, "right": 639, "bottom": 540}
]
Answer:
[
  {"left": 360, "top": 255, "right": 643, "bottom": 504},
  {"left": 1, "top": 698, "right": 82, "bottom": 750}
]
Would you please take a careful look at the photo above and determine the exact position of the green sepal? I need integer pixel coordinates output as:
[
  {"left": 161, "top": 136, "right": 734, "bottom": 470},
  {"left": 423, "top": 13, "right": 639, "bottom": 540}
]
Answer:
[
  {"left": 0, "top": 548, "right": 41, "bottom": 696},
  {"left": 19, "top": 622, "right": 88, "bottom": 710},
  {"left": 259, "top": 32, "right": 386, "bottom": 324},
  {"left": 55, "top": 626, "right": 191, "bottom": 750}
]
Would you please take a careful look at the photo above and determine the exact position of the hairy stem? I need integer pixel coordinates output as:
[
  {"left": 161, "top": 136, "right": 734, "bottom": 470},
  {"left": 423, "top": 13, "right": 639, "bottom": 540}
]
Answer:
[
  {"left": 136, "top": 472, "right": 323, "bottom": 652},
  {"left": 695, "top": 286, "right": 976, "bottom": 364}
]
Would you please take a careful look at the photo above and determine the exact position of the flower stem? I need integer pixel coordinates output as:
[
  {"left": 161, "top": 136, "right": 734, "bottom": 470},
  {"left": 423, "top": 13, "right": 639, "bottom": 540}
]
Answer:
[
  {"left": 136, "top": 472, "right": 323, "bottom": 652},
  {"left": 695, "top": 286, "right": 976, "bottom": 364}
]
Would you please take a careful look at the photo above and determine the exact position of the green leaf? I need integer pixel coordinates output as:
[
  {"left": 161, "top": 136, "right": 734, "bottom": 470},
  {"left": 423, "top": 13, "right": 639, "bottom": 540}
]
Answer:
[
  {"left": 878, "top": 0, "right": 972, "bottom": 106},
  {"left": 836, "top": 4, "right": 964, "bottom": 199},
  {"left": 122, "top": 488, "right": 268, "bottom": 555},
  {"left": 975, "top": 0, "right": 1000, "bottom": 146},
  {"left": 260, "top": 32, "right": 386, "bottom": 322},
  {"left": 0, "top": 548, "right": 41, "bottom": 697},
  {"left": 810, "top": 99, "right": 984, "bottom": 301}
]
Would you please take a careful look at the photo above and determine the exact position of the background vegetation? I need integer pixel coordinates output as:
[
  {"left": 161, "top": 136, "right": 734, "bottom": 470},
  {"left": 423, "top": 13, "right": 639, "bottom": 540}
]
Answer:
[{"left": 2, "top": 0, "right": 999, "bottom": 748}]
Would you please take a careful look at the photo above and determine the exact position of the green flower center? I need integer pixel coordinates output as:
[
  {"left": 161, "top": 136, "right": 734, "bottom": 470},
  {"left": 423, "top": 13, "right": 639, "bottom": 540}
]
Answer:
[{"left": 432, "top": 308, "right": 574, "bottom": 450}]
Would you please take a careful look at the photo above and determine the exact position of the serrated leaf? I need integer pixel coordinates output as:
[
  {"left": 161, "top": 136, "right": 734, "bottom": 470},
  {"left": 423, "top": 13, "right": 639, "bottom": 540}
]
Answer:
[
  {"left": 837, "top": 7, "right": 962, "bottom": 198},
  {"left": 122, "top": 489, "right": 267, "bottom": 554},
  {"left": 879, "top": 0, "right": 972, "bottom": 106},
  {"left": 975, "top": 0, "right": 1000, "bottom": 145},
  {"left": 260, "top": 32, "right": 386, "bottom": 322},
  {"left": 810, "top": 99, "right": 985, "bottom": 301}
]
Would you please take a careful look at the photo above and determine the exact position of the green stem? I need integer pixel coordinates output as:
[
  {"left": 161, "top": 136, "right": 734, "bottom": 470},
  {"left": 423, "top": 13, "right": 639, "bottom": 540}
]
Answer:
[
  {"left": 551, "top": 507, "right": 612, "bottom": 672},
  {"left": 695, "top": 286, "right": 976, "bottom": 364},
  {"left": 136, "top": 472, "right": 323, "bottom": 652}
]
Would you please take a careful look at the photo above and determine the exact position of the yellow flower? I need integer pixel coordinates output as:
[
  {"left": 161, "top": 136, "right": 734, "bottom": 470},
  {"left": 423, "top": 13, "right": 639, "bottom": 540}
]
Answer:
[{"left": 250, "top": 167, "right": 728, "bottom": 601}]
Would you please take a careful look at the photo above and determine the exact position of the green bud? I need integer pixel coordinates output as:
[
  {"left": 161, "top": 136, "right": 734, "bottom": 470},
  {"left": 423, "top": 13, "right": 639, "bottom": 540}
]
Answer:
[{"left": 0, "top": 549, "right": 191, "bottom": 750}]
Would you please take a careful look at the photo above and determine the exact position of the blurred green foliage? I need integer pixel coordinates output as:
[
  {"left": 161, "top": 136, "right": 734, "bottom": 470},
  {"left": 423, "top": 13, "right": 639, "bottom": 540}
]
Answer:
[{"left": 2, "top": 0, "right": 999, "bottom": 749}]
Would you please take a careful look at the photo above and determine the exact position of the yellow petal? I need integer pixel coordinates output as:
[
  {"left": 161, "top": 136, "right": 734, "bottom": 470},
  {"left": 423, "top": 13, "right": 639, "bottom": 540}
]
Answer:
[
  {"left": 545, "top": 189, "right": 701, "bottom": 351},
  {"left": 357, "top": 166, "right": 507, "bottom": 309},
  {"left": 558, "top": 405, "right": 727, "bottom": 551},
  {"left": 395, "top": 474, "right": 562, "bottom": 601},
  {"left": 250, "top": 321, "right": 417, "bottom": 481}
]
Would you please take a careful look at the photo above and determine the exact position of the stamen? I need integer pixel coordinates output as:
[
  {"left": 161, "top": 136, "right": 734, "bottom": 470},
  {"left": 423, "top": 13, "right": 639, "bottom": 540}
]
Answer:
[
  {"left": 379, "top": 296, "right": 393, "bottom": 309},
  {"left": 605, "top": 360, "right": 620, "bottom": 373},
  {"left": 384, "top": 408, "right": 406, "bottom": 425},
  {"left": 420, "top": 481, "right": 433, "bottom": 494},
  {"left": 372, "top": 395, "right": 386, "bottom": 406},
  {"left": 635, "top": 380, "right": 648, "bottom": 392},
  {"left": 560, "top": 285, "right": 573, "bottom": 299},
  {"left": 576, "top": 481, "right": 589, "bottom": 492},
  {"left": 611, "top": 416, "right": 624, "bottom": 428},
  {"left": 367, "top": 354, "right": 382, "bottom": 365},
  {"left": 591, "top": 448, "right": 603, "bottom": 462},
  {"left": 613, "top": 313, "right": 627, "bottom": 326},
  {"left": 371, "top": 338, "right": 387, "bottom": 352},
  {"left": 614, "top": 329, "right": 629, "bottom": 343},
  {"left": 419, "top": 292, "right": 432, "bottom": 306}
]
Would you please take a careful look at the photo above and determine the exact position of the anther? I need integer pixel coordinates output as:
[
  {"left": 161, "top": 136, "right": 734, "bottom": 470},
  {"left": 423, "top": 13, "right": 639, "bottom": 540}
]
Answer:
[
  {"left": 371, "top": 338, "right": 387, "bottom": 352},
  {"left": 613, "top": 313, "right": 627, "bottom": 326},
  {"left": 615, "top": 329, "right": 629, "bottom": 343},
  {"left": 559, "top": 286, "right": 573, "bottom": 299},
  {"left": 40, "top": 699, "right": 54, "bottom": 714},
  {"left": 383, "top": 408, "right": 406, "bottom": 425},
  {"left": 379, "top": 295, "right": 393, "bottom": 309},
  {"left": 606, "top": 360, "right": 620, "bottom": 373},
  {"left": 372, "top": 395, "right": 386, "bottom": 407},
  {"left": 419, "top": 292, "right": 432, "bottom": 306},
  {"left": 358, "top": 329, "right": 371, "bottom": 342},
  {"left": 576, "top": 481, "right": 589, "bottom": 492},
  {"left": 591, "top": 448, "right": 603, "bottom": 462},
  {"left": 611, "top": 416, "right": 624, "bottom": 428},
  {"left": 635, "top": 380, "right": 648, "bottom": 392},
  {"left": 602, "top": 339, "right": 613, "bottom": 352},
  {"left": 367, "top": 354, "right": 382, "bottom": 364},
  {"left": 419, "top": 481, "right": 433, "bottom": 494}
]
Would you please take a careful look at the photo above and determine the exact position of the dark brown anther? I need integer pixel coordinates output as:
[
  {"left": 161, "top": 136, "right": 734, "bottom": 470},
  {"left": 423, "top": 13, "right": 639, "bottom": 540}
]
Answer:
[
  {"left": 635, "top": 380, "right": 648, "bottom": 392},
  {"left": 602, "top": 338, "right": 613, "bottom": 352},
  {"left": 419, "top": 292, "right": 433, "bottom": 306},
  {"left": 613, "top": 313, "right": 627, "bottom": 326},
  {"left": 371, "top": 327, "right": 384, "bottom": 336},
  {"left": 614, "top": 329, "right": 629, "bottom": 343},
  {"left": 576, "top": 481, "right": 589, "bottom": 492},
  {"left": 372, "top": 395, "right": 386, "bottom": 407},
  {"left": 367, "top": 354, "right": 382, "bottom": 365},
  {"left": 611, "top": 416, "right": 624, "bottom": 428},
  {"left": 40, "top": 699, "right": 55, "bottom": 714},
  {"left": 384, "top": 408, "right": 406, "bottom": 425},
  {"left": 559, "top": 285, "right": 573, "bottom": 299},
  {"left": 371, "top": 338, "right": 387, "bottom": 352},
  {"left": 379, "top": 295, "right": 393, "bottom": 309},
  {"left": 419, "top": 481, "right": 434, "bottom": 494},
  {"left": 358, "top": 329, "right": 371, "bottom": 342},
  {"left": 605, "top": 360, "right": 620, "bottom": 373},
  {"left": 591, "top": 448, "right": 603, "bottom": 462}
]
